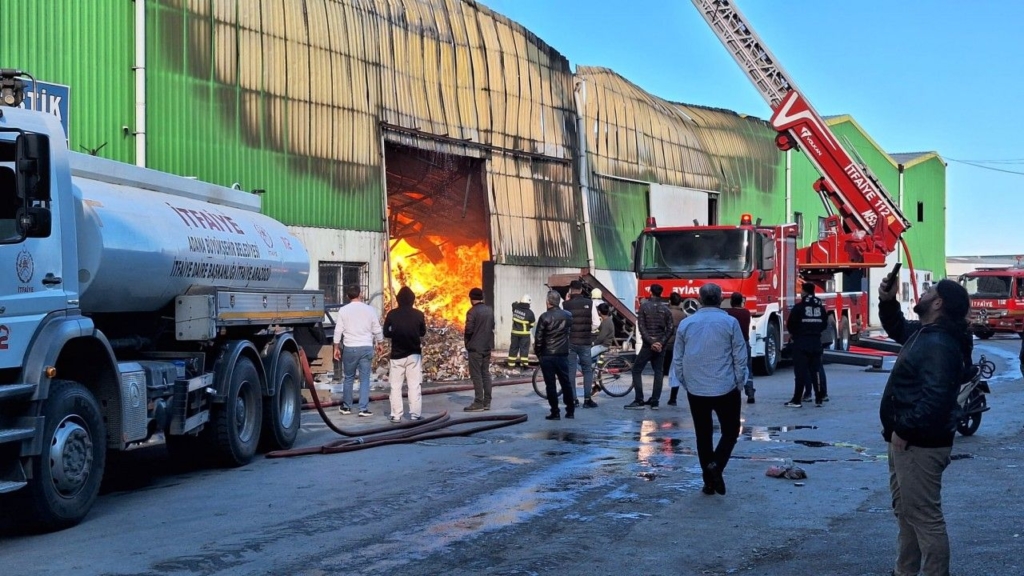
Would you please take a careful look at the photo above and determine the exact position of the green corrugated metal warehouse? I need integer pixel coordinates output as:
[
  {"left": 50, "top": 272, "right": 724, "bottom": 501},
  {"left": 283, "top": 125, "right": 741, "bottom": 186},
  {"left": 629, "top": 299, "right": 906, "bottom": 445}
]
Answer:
[{"left": 0, "top": 0, "right": 947, "bottom": 340}]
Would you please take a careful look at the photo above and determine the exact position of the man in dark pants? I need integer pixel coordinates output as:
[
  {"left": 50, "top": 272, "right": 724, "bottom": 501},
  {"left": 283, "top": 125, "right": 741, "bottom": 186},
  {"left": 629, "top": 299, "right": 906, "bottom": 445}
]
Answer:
[
  {"left": 816, "top": 318, "right": 836, "bottom": 402},
  {"left": 563, "top": 280, "right": 597, "bottom": 408},
  {"left": 673, "top": 283, "right": 747, "bottom": 496},
  {"left": 464, "top": 287, "right": 495, "bottom": 412},
  {"left": 664, "top": 292, "right": 687, "bottom": 406},
  {"left": 786, "top": 283, "right": 827, "bottom": 407},
  {"left": 724, "top": 292, "right": 754, "bottom": 404},
  {"left": 879, "top": 278, "right": 972, "bottom": 576},
  {"left": 625, "top": 284, "right": 674, "bottom": 410},
  {"left": 535, "top": 290, "right": 574, "bottom": 420},
  {"left": 506, "top": 294, "right": 535, "bottom": 369}
]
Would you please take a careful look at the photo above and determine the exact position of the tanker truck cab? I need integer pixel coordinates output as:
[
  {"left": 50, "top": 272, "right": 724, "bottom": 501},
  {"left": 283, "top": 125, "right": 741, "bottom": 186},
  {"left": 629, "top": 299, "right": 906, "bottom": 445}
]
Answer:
[
  {"left": 1, "top": 113, "right": 71, "bottom": 363},
  {"left": 0, "top": 78, "right": 324, "bottom": 532}
]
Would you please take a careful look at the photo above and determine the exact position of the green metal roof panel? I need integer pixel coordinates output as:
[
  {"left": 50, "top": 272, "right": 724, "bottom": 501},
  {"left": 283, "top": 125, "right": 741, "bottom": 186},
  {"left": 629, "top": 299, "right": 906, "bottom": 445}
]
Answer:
[{"left": 0, "top": 0, "right": 135, "bottom": 164}]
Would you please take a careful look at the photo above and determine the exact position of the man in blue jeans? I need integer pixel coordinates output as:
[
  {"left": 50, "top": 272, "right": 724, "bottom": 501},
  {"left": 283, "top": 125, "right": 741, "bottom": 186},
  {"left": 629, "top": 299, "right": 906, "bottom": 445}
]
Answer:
[
  {"left": 563, "top": 280, "right": 597, "bottom": 408},
  {"left": 333, "top": 285, "right": 383, "bottom": 417}
]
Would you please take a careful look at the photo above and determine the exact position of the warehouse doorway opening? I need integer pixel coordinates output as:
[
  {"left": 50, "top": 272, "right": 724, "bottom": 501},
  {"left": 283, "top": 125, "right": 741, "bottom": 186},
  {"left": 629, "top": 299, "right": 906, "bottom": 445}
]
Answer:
[{"left": 383, "top": 142, "right": 491, "bottom": 328}]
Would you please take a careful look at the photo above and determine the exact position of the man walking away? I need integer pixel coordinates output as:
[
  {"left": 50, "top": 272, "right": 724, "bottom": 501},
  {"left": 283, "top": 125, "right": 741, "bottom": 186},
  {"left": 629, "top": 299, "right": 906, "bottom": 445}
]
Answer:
[
  {"left": 464, "top": 287, "right": 495, "bottom": 412},
  {"left": 724, "top": 292, "right": 754, "bottom": 404},
  {"left": 785, "top": 283, "right": 827, "bottom": 407},
  {"left": 564, "top": 280, "right": 597, "bottom": 408},
  {"left": 625, "top": 284, "right": 674, "bottom": 410},
  {"left": 383, "top": 286, "right": 427, "bottom": 423},
  {"left": 507, "top": 295, "right": 535, "bottom": 369},
  {"left": 664, "top": 292, "right": 687, "bottom": 406},
  {"left": 535, "top": 290, "right": 574, "bottom": 420},
  {"left": 879, "top": 278, "right": 971, "bottom": 576},
  {"left": 332, "top": 286, "right": 384, "bottom": 417},
  {"left": 673, "top": 283, "right": 747, "bottom": 495}
]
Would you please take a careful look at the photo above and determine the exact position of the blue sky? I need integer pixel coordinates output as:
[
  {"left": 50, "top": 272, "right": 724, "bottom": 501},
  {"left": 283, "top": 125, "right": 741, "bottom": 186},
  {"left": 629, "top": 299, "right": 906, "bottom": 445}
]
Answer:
[{"left": 482, "top": 0, "right": 1023, "bottom": 257}]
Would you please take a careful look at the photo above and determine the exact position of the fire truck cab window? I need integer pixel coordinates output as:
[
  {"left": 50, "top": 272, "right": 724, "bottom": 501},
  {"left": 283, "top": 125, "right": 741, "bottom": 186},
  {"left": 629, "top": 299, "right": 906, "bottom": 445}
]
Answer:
[
  {"left": 1016, "top": 280, "right": 1024, "bottom": 299},
  {"left": 636, "top": 229, "right": 752, "bottom": 279},
  {"left": 962, "top": 275, "right": 1011, "bottom": 299}
]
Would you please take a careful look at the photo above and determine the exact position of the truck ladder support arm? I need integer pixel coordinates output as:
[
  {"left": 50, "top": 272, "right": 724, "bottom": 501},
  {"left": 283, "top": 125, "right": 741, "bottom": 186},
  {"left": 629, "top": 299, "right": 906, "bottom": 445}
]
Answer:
[{"left": 691, "top": 0, "right": 911, "bottom": 260}]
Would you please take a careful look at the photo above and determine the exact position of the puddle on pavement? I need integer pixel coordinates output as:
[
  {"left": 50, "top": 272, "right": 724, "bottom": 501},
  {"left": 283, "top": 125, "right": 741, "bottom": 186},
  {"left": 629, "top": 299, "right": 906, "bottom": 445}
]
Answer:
[{"left": 742, "top": 425, "right": 817, "bottom": 442}]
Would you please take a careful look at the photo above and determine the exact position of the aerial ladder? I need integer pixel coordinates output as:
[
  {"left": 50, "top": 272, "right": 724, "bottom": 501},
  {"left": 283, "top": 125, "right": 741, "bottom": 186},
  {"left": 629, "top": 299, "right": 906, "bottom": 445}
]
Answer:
[{"left": 690, "top": 0, "right": 916, "bottom": 289}]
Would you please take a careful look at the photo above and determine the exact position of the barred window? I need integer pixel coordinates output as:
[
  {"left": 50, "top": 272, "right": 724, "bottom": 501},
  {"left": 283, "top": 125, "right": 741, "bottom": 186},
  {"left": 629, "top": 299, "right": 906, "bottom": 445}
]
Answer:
[{"left": 318, "top": 261, "right": 368, "bottom": 307}]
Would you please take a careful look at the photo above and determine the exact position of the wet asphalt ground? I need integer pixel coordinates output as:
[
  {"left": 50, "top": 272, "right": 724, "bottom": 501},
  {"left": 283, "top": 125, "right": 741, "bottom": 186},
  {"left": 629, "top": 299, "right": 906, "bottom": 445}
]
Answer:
[{"left": 1, "top": 336, "right": 1023, "bottom": 575}]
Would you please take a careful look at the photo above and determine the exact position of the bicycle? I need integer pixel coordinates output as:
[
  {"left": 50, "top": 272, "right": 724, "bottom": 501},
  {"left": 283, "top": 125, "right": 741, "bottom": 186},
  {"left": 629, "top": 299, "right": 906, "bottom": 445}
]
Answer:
[{"left": 531, "top": 351, "right": 635, "bottom": 399}]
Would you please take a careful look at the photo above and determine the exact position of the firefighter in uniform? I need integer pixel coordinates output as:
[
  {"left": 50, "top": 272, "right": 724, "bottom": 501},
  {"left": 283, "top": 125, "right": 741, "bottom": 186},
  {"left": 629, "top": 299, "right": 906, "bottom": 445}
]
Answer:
[
  {"left": 786, "top": 283, "right": 827, "bottom": 407},
  {"left": 507, "top": 295, "right": 536, "bottom": 369}
]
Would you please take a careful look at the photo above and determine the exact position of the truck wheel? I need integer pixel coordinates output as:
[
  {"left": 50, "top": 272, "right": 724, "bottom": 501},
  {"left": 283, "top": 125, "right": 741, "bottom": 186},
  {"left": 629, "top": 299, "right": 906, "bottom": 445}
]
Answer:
[
  {"left": 977, "top": 331, "right": 993, "bottom": 340},
  {"left": 755, "top": 323, "right": 780, "bottom": 376},
  {"left": 836, "top": 317, "right": 851, "bottom": 351},
  {"left": 260, "top": 351, "right": 302, "bottom": 451},
  {"left": 24, "top": 380, "right": 106, "bottom": 531},
  {"left": 211, "top": 356, "right": 263, "bottom": 466}
]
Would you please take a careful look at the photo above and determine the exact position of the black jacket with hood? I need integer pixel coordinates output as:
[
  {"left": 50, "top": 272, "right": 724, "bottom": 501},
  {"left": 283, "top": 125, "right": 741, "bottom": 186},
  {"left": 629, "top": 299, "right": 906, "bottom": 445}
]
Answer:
[
  {"left": 383, "top": 287, "right": 427, "bottom": 360},
  {"left": 878, "top": 299, "right": 972, "bottom": 448}
]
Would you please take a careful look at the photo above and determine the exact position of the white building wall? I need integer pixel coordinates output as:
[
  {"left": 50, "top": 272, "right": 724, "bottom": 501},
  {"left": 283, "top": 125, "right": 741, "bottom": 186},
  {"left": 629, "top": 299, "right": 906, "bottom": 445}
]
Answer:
[
  {"left": 289, "top": 227, "right": 386, "bottom": 311},
  {"left": 492, "top": 264, "right": 578, "bottom": 351},
  {"left": 649, "top": 184, "right": 710, "bottom": 226}
]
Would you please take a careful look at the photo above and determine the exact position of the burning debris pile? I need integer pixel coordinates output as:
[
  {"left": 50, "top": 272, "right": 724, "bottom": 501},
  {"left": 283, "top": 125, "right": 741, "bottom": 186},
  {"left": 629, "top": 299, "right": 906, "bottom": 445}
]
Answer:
[
  {"left": 372, "top": 314, "right": 526, "bottom": 383},
  {"left": 363, "top": 236, "right": 525, "bottom": 382}
]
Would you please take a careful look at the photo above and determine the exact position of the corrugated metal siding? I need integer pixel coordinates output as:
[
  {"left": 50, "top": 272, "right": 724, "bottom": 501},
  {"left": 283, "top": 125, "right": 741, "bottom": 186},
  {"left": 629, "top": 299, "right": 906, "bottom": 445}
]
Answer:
[
  {"left": 490, "top": 154, "right": 584, "bottom": 266},
  {"left": 674, "top": 104, "right": 786, "bottom": 225},
  {"left": 0, "top": 0, "right": 135, "bottom": 163},
  {"left": 576, "top": 66, "right": 718, "bottom": 189},
  {"left": 147, "top": 0, "right": 582, "bottom": 264},
  {"left": 589, "top": 175, "right": 648, "bottom": 270},
  {"left": 148, "top": 0, "right": 383, "bottom": 231}
]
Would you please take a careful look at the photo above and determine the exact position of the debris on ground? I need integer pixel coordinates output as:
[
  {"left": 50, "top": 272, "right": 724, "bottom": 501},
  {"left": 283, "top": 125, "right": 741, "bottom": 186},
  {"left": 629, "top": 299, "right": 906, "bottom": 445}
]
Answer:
[
  {"left": 766, "top": 465, "right": 808, "bottom": 480},
  {"left": 367, "top": 316, "right": 525, "bottom": 383}
]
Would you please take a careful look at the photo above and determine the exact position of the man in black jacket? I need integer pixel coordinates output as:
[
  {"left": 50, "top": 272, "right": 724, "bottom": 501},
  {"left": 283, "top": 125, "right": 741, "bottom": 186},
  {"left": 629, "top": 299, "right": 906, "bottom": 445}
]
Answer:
[
  {"left": 879, "top": 278, "right": 971, "bottom": 576},
  {"left": 535, "top": 290, "right": 574, "bottom": 420},
  {"left": 563, "top": 280, "right": 597, "bottom": 408},
  {"left": 464, "top": 287, "right": 495, "bottom": 412},
  {"left": 383, "top": 286, "right": 427, "bottom": 423},
  {"left": 785, "top": 283, "right": 827, "bottom": 407},
  {"left": 625, "top": 284, "right": 674, "bottom": 410}
]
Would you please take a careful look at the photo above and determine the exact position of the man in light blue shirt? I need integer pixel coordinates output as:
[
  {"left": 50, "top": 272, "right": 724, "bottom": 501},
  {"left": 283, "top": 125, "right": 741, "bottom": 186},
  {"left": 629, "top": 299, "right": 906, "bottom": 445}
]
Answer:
[{"left": 673, "top": 283, "right": 747, "bottom": 496}]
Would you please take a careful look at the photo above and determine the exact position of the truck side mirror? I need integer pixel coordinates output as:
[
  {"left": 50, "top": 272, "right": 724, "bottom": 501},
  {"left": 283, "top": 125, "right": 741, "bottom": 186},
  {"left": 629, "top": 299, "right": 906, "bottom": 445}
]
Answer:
[
  {"left": 631, "top": 239, "right": 640, "bottom": 274},
  {"left": 15, "top": 133, "right": 51, "bottom": 202},
  {"left": 760, "top": 236, "right": 776, "bottom": 271},
  {"left": 19, "top": 206, "right": 51, "bottom": 238}
]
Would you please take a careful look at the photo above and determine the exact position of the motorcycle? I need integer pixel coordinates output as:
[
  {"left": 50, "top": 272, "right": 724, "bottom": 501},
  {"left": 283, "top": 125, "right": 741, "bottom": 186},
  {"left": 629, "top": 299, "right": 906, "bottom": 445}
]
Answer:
[{"left": 957, "top": 355, "right": 994, "bottom": 436}]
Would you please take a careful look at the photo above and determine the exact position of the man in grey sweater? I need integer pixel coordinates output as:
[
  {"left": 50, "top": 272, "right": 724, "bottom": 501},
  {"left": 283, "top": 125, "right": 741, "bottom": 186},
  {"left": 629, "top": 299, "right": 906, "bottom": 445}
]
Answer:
[{"left": 673, "top": 283, "right": 747, "bottom": 496}]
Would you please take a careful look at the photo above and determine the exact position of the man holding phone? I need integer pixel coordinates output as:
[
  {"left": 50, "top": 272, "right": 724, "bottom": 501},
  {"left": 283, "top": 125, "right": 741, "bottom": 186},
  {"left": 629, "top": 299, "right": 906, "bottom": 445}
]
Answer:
[{"left": 878, "top": 267, "right": 972, "bottom": 576}]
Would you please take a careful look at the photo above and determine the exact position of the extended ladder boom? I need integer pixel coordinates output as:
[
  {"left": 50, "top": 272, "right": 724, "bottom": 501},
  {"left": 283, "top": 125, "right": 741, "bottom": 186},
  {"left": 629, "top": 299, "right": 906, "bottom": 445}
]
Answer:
[{"left": 691, "top": 0, "right": 912, "bottom": 268}]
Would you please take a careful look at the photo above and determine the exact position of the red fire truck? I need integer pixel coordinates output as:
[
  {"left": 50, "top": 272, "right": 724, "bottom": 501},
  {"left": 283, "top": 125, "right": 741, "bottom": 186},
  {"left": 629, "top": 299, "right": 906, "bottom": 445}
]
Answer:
[
  {"left": 959, "top": 265, "right": 1024, "bottom": 338},
  {"left": 633, "top": 1, "right": 914, "bottom": 374}
]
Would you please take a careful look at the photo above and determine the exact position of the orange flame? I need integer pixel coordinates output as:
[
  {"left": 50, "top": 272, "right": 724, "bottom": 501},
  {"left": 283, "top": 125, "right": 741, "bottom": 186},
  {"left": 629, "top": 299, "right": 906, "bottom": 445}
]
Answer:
[{"left": 389, "top": 238, "right": 490, "bottom": 327}]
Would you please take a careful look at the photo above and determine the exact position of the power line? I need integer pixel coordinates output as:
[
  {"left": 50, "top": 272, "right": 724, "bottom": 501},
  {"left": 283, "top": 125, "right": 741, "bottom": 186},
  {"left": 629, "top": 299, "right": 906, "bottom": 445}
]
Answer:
[
  {"left": 946, "top": 158, "right": 1024, "bottom": 176},
  {"left": 946, "top": 158, "right": 1024, "bottom": 164}
]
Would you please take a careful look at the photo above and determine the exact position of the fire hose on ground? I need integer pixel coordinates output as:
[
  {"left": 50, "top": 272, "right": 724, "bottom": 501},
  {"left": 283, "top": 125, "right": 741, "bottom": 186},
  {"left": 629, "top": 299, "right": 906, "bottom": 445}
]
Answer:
[{"left": 266, "top": 351, "right": 529, "bottom": 458}]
